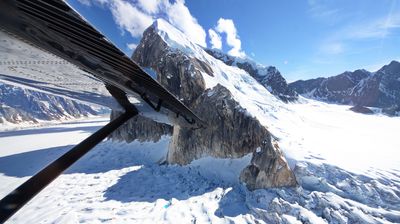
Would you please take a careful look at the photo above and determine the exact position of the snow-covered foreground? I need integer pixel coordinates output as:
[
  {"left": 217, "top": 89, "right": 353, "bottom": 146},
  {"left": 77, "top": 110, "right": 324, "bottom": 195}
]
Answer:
[
  {"left": 0, "top": 116, "right": 254, "bottom": 223},
  {"left": 0, "top": 116, "right": 109, "bottom": 199},
  {"left": 265, "top": 99, "right": 400, "bottom": 223},
  {"left": 1, "top": 100, "right": 400, "bottom": 223},
  {"left": 271, "top": 98, "right": 400, "bottom": 177}
]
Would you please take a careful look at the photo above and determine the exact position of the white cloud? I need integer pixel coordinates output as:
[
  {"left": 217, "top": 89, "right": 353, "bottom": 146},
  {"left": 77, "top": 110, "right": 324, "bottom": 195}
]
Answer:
[
  {"left": 165, "top": 0, "right": 207, "bottom": 47},
  {"left": 316, "top": 4, "right": 400, "bottom": 57},
  {"left": 127, "top": 43, "right": 138, "bottom": 50},
  {"left": 320, "top": 42, "right": 344, "bottom": 55},
  {"left": 215, "top": 18, "right": 245, "bottom": 58},
  {"left": 109, "top": 0, "right": 153, "bottom": 37},
  {"left": 208, "top": 29, "right": 222, "bottom": 49},
  {"left": 78, "top": 0, "right": 108, "bottom": 7},
  {"left": 308, "top": 0, "right": 399, "bottom": 41},
  {"left": 77, "top": 0, "right": 207, "bottom": 47},
  {"left": 137, "top": 0, "right": 159, "bottom": 14},
  {"left": 77, "top": 0, "right": 92, "bottom": 6},
  {"left": 347, "top": 14, "right": 400, "bottom": 39},
  {"left": 307, "top": 0, "right": 340, "bottom": 22},
  {"left": 322, "top": 1, "right": 400, "bottom": 42}
]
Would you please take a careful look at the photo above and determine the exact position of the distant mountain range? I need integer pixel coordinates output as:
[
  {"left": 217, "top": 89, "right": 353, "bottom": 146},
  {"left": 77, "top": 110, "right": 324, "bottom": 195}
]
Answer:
[
  {"left": 0, "top": 31, "right": 113, "bottom": 125},
  {"left": 289, "top": 61, "right": 400, "bottom": 115},
  {"left": 0, "top": 80, "right": 99, "bottom": 124}
]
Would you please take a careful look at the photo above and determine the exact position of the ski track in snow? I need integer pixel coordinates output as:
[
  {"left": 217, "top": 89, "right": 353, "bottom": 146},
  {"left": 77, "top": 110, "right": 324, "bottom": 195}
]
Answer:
[{"left": 0, "top": 103, "right": 400, "bottom": 224}]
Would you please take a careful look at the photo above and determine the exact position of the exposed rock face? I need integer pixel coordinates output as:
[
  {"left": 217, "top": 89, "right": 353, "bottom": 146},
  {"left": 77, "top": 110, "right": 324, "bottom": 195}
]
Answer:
[
  {"left": 289, "top": 61, "right": 400, "bottom": 114},
  {"left": 0, "top": 81, "right": 98, "bottom": 124},
  {"left": 240, "top": 136, "right": 296, "bottom": 190},
  {"left": 168, "top": 84, "right": 269, "bottom": 164},
  {"left": 349, "top": 105, "right": 374, "bottom": 114},
  {"left": 111, "top": 19, "right": 296, "bottom": 189},
  {"left": 133, "top": 27, "right": 207, "bottom": 105},
  {"left": 167, "top": 83, "right": 296, "bottom": 189},
  {"left": 382, "top": 105, "right": 400, "bottom": 116},
  {"left": 110, "top": 112, "right": 172, "bottom": 143},
  {"left": 205, "top": 49, "right": 298, "bottom": 102}
]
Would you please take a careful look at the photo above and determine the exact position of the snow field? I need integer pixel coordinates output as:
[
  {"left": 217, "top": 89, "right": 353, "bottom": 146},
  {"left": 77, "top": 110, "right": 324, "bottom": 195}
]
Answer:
[{"left": 1, "top": 104, "right": 399, "bottom": 223}]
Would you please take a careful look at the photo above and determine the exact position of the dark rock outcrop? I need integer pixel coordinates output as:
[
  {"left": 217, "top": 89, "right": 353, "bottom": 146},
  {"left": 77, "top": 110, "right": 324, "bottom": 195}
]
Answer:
[
  {"left": 168, "top": 84, "right": 269, "bottom": 164},
  {"left": 166, "top": 83, "right": 297, "bottom": 189},
  {"left": 133, "top": 26, "right": 207, "bottom": 105},
  {"left": 240, "top": 136, "right": 296, "bottom": 190},
  {"left": 349, "top": 105, "right": 374, "bottom": 114},
  {"left": 205, "top": 49, "right": 298, "bottom": 102},
  {"left": 110, "top": 112, "right": 172, "bottom": 143}
]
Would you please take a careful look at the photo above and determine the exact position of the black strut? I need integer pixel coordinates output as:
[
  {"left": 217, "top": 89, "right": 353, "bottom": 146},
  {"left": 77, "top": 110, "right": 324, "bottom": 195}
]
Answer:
[{"left": 0, "top": 109, "right": 138, "bottom": 223}]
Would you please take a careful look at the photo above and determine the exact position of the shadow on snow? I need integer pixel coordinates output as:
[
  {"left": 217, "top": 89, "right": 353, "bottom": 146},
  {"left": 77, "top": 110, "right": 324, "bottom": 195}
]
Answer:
[
  {"left": 0, "top": 124, "right": 103, "bottom": 137},
  {"left": 0, "top": 137, "right": 251, "bottom": 218}
]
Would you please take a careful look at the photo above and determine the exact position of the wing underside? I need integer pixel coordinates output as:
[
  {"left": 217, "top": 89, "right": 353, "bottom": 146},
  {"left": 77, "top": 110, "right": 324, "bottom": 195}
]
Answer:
[{"left": 0, "top": 0, "right": 203, "bottom": 125}]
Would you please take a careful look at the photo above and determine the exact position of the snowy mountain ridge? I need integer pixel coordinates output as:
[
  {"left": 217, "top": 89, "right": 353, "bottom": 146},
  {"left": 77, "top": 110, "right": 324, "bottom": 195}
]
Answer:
[
  {"left": 153, "top": 19, "right": 297, "bottom": 102},
  {"left": 149, "top": 19, "right": 288, "bottom": 125},
  {"left": 289, "top": 61, "right": 400, "bottom": 115},
  {"left": 202, "top": 48, "right": 269, "bottom": 76},
  {"left": 205, "top": 48, "right": 298, "bottom": 102}
]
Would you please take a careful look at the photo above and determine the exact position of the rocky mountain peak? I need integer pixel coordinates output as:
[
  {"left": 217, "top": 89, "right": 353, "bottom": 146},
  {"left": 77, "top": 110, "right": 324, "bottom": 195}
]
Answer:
[
  {"left": 147, "top": 19, "right": 207, "bottom": 61},
  {"left": 380, "top": 60, "right": 400, "bottom": 74},
  {"left": 112, "top": 19, "right": 297, "bottom": 189}
]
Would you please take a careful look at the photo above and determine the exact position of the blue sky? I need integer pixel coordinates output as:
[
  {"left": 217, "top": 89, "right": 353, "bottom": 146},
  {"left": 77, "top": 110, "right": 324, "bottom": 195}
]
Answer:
[{"left": 67, "top": 0, "right": 400, "bottom": 81}]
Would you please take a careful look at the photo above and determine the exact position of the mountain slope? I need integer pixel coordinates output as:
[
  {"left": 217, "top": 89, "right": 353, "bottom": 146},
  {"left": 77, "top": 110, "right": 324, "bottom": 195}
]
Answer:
[
  {"left": 350, "top": 61, "right": 400, "bottom": 108},
  {"left": 289, "top": 61, "right": 400, "bottom": 115},
  {"left": 205, "top": 49, "right": 298, "bottom": 102}
]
